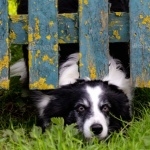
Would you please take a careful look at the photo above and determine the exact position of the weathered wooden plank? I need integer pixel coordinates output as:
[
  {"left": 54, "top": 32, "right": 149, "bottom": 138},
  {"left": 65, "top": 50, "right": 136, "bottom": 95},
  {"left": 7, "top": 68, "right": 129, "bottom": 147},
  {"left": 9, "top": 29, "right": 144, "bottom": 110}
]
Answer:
[
  {"left": 9, "top": 13, "right": 129, "bottom": 44},
  {"left": 28, "top": 0, "right": 58, "bottom": 89},
  {"left": 79, "top": 0, "right": 108, "bottom": 79},
  {"left": 130, "top": 0, "right": 150, "bottom": 87},
  {"left": 0, "top": 0, "right": 9, "bottom": 89}
]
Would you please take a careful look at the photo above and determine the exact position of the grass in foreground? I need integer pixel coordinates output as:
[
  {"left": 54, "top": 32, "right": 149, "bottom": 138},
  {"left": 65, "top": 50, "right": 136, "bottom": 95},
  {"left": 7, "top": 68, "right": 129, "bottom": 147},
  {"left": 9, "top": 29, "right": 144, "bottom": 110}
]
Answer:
[{"left": 0, "top": 109, "right": 150, "bottom": 150}]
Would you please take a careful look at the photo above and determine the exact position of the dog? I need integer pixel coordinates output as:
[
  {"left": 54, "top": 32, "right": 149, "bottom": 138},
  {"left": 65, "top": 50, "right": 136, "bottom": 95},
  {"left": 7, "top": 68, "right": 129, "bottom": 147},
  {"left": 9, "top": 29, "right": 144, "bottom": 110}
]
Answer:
[
  {"left": 10, "top": 52, "right": 132, "bottom": 140},
  {"left": 10, "top": 0, "right": 132, "bottom": 140}
]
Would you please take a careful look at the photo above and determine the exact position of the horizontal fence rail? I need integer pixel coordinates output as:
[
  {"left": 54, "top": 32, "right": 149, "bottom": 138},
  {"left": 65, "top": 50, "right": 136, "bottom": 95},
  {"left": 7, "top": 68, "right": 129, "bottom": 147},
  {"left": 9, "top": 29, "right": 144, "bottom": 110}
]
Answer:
[
  {"left": 0, "top": 0, "right": 150, "bottom": 89},
  {"left": 9, "top": 13, "right": 129, "bottom": 44}
]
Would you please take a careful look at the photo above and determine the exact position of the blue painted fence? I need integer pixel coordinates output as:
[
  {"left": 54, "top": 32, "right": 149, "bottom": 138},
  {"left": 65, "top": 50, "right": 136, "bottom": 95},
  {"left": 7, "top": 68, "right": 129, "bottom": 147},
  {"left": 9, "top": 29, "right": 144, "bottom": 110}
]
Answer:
[{"left": 0, "top": 0, "right": 150, "bottom": 89}]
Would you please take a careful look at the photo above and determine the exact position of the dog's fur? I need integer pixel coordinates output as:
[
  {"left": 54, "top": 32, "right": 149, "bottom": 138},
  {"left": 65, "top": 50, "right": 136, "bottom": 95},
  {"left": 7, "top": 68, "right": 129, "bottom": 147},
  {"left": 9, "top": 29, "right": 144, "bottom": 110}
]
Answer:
[{"left": 10, "top": 0, "right": 132, "bottom": 140}]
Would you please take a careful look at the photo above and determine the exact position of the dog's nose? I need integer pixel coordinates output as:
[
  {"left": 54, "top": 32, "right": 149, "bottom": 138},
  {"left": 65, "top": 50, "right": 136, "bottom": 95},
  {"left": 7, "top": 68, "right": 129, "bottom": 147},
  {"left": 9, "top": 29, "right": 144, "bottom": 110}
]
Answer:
[{"left": 91, "top": 124, "right": 103, "bottom": 135}]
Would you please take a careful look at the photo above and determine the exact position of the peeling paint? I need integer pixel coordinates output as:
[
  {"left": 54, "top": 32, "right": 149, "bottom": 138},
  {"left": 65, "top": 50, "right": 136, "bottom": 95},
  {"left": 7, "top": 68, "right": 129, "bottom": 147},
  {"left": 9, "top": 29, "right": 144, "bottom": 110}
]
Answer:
[
  {"left": 30, "top": 77, "right": 55, "bottom": 89},
  {"left": 58, "top": 39, "right": 65, "bottom": 43},
  {"left": 22, "top": 24, "right": 28, "bottom": 31},
  {"left": 84, "top": 0, "right": 88, "bottom": 5},
  {"left": 88, "top": 63, "right": 97, "bottom": 79},
  {"left": 9, "top": 30, "right": 16, "bottom": 41},
  {"left": 141, "top": 15, "right": 150, "bottom": 29},
  {"left": 0, "top": 55, "right": 9, "bottom": 73},
  {"left": 34, "top": 18, "right": 41, "bottom": 40},
  {"left": 0, "top": 79, "right": 9, "bottom": 89},
  {"left": 49, "top": 21, "right": 54, "bottom": 27},
  {"left": 42, "top": 55, "right": 54, "bottom": 64},
  {"left": 115, "top": 12, "right": 122, "bottom": 16},
  {"left": 53, "top": 44, "right": 58, "bottom": 52},
  {"left": 136, "top": 77, "right": 150, "bottom": 87},
  {"left": 79, "top": 53, "right": 83, "bottom": 67},
  {"left": 35, "top": 50, "right": 41, "bottom": 58},
  {"left": 100, "top": 11, "right": 108, "bottom": 31},
  {"left": 10, "top": 15, "right": 27, "bottom": 23},
  {"left": 113, "top": 30, "right": 121, "bottom": 40},
  {"left": 61, "top": 14, "right": 75, "bottom": 20},
  {"left": 46, "top": 35, "right": 51, "bottom": 40},
  {"left": 28, "top": 50, "right": 32, "bottom": 68}
]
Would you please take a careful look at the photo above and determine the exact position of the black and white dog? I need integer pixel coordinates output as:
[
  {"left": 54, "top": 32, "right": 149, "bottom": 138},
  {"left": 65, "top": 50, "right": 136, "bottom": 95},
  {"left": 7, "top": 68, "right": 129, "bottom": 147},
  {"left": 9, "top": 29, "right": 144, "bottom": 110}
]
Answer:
[
  {"left": 11, "top": 53, "right": 132, "bottom": 139},
  {"left": 10, "top": 0, "right": 132, "bottom": 140}
]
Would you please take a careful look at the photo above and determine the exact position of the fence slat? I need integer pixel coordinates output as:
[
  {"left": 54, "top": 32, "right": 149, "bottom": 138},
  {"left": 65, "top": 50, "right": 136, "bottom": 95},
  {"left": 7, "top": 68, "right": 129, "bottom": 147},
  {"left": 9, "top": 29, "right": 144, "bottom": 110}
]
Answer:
[
  {"left": 0, "top": 0, "right": 9, "bottom": 89},
  {"left": 130, "top": 0, "right": 150, "bottom": 87},
  {"left": 28, "top": 0, "right": 58, "bottom": 89},
  {"left": 79, "top": 0, "right": 108, "bottom": 79}
]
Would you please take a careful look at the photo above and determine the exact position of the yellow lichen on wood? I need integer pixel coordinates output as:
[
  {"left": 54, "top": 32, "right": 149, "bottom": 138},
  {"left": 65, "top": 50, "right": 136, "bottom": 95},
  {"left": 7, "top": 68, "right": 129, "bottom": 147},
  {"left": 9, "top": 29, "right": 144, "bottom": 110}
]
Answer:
[
  {"left": 115, "top": 12, "right": 122, "bottom": 16},
  {"left": 22, "top": 24, "right": 28, "bottom": 31},
  {"left": 28, "top": 33, "right": 33, "bottom": 43},
  {"left": 30, "top": 77, "right": 55, "bottom": 89},
  {"left": 46, "top": 35, "right": 51, "bottom": 40},
  {"left": 136, "top": 77, "right": 150, "bottom": 88},
  {"left": 79, "top": 0, "right": 83, "bottom": 16},
  {"left": 28, "top": 50, "right": 32, "bottom": 69},
  {"left": 9, "top": 31, "right": 16, "bottom": 41},
  {"left": 0, "top": 79, "right": 9, "bottom": 89},
  {"left": 79, "top": 53, "right": 83, "bottom": 67},
  {"left": 0, "top": 55, "right": 9, "bottom": 73},
  {"left": 53, "top": 44, "right": 58, "bottom": 52},
  {"left": 35, "top": 50, "right": 41, "bottom": 58},
  {"left": 113, "top": 30, "right": 121, "bottom": 40},
  {"left": 34, "top": 18, "right": 41, "bottom": 40},
  {"left": 10, "top": 15, "right": 27, "bottom": 23},
  {"left": 42, "top": 55, "right": 54, "bottom": 64},
  {"left": 61, "top": 14, "right": 75, "bottom": 20},
  {"left": 142, "top": 16, "right": 150, "bottom": 24},
  {"left": 88, "top": 63, "right": 97, "bottom": 80},
  {"left": 58, "top": 39, "right": 65, "bottom": 43},
  {"left": 49, "top": 21, "right": 54, "bottom": 27},
  {"left": 84, "top": 0, "right": 88, "bottom": 5}
]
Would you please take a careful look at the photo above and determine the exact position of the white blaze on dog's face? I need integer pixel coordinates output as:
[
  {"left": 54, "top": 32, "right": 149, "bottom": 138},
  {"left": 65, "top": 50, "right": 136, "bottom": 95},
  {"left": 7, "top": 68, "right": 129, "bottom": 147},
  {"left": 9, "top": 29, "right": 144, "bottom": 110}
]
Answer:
[{"left": 74, "top": 85, "right": 110, "bottom": 139}]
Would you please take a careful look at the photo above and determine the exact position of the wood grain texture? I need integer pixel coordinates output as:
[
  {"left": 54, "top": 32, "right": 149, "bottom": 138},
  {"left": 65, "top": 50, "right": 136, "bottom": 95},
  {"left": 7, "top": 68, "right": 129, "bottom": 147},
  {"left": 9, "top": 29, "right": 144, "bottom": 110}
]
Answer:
[
  {"left": 9, "top": 13, "right": 129, "bottom": 44},
  {"left": 28, "top": 0, "right": 58, "bottom": 89},
  {"left": 0, "top": 0, "right": 9, "bottom": 89},
  {"left": 79, "top": 0, "right": 108, "bottom": 79},
  {"left": 130, "top": 0, "right": 150, "bottom": 87}
]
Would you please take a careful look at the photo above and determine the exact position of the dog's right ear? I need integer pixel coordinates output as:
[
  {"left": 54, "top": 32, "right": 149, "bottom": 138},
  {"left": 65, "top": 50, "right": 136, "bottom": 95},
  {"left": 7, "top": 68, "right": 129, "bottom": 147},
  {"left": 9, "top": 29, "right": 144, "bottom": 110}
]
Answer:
[{"left": 59, "top": 53, "right": 79, "bottom": 86}]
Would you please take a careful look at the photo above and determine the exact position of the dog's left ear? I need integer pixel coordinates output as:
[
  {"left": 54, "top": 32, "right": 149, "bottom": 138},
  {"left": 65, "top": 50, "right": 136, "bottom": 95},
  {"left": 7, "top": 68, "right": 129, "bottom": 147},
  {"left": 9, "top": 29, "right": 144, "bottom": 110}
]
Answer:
[
  {"left": 103, "top": 56, "right": 132, "bottom": 100},
  {"left": 59, "top": 53, "right": 79, "bottom": 86}
]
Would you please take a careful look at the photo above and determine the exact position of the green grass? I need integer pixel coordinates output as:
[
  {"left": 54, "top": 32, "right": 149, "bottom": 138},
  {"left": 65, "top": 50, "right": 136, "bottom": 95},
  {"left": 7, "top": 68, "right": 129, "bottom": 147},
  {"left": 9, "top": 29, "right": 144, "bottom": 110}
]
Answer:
[{"left": 0, "top": 1, "right": 149, "bottom": 149}]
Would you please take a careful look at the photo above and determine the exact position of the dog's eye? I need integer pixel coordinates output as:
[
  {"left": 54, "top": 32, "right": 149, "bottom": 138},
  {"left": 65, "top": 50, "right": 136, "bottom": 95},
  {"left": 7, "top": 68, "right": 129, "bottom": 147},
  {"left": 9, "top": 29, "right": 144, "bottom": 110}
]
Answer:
[
  {"left": 101, "top": 105, "right": 109, "bottom": 113},
  {"left": 77, "top": 105, "right": 85, "bottom": 113}
]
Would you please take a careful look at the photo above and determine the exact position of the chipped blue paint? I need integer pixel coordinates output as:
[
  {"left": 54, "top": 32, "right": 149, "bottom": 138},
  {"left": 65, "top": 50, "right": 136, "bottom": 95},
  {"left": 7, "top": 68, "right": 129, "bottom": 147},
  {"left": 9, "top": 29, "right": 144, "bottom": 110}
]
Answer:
[
  {"left": 28, "top": 0, "right": 58, "bottom": 89},
  {"left": 130, "top": 0, "right": 150, "bottom": 87},
  {"left": 0, "top": 0, "right": 9, "bottom": 89},
  {"left": 79, "top": 0, "right": 108, "bottom": 79}
]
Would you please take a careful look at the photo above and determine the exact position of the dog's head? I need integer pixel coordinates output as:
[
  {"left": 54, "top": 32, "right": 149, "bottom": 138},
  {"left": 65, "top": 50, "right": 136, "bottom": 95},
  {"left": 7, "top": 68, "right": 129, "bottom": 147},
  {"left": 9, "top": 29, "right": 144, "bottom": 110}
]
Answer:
[
  {"left": 62, "top": 80, "right": 131, "bottom": 139},
  {"left": 32, "top": 55, "right": 132, "bottom": 139}
]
